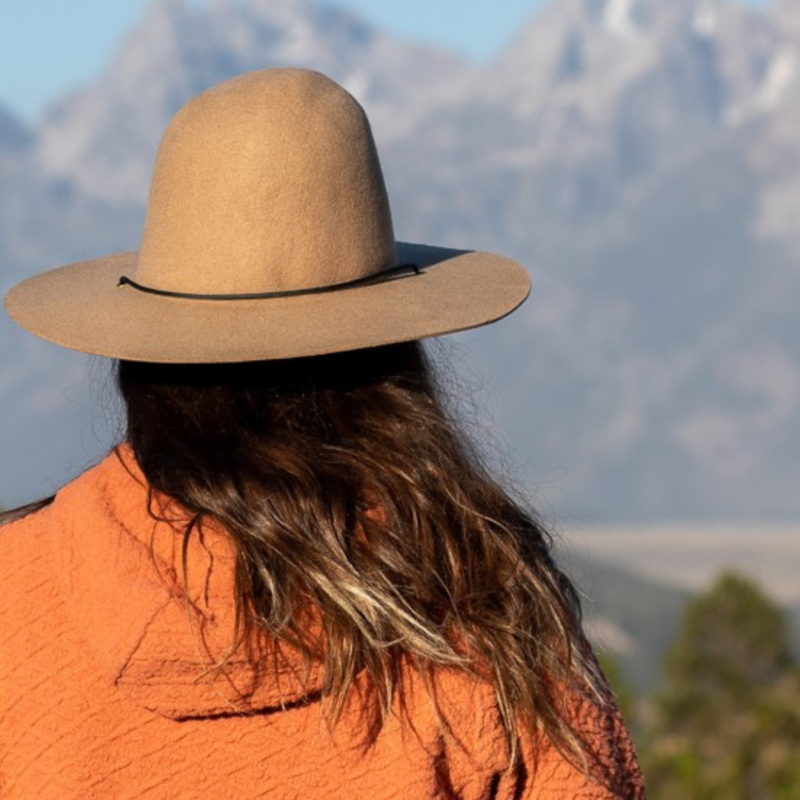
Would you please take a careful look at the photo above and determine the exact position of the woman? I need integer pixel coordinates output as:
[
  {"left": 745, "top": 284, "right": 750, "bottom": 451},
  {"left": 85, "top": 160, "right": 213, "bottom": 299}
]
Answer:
[{"left": 1, "top": 69, "right": 644, "bottom": 798}]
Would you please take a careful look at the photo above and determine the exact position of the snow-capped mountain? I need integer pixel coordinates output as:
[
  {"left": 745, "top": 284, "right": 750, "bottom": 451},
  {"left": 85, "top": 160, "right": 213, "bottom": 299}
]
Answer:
[
  {"left": 375, "top": 0, "right": 800, "bottom": 519},
  {"left": 2, "top": 0, "right": 800, "bottom": 520}
]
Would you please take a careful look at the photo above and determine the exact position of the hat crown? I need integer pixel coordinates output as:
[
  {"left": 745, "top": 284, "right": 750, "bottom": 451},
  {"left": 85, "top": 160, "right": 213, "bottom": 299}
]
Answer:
[
  {"left": 4, "top": 68, "right": 531, "bottom": 364},
  {"left": 135, "top": 69, "right": 396, "bottom": 295}
]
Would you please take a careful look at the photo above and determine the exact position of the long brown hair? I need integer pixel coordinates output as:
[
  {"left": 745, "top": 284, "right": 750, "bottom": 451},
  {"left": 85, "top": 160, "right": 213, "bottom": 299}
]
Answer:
[{"left": 117, "top": 342, "right": 602, "bottom": 764}]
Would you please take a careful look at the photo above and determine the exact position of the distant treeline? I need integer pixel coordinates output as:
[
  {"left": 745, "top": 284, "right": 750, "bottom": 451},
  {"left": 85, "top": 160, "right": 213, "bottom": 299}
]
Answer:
[{"left": 604, "top": 571, "right": 800, "bottom": 799}]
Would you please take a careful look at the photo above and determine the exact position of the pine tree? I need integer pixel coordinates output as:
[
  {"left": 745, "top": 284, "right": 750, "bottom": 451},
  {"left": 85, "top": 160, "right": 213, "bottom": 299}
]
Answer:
[{"left": 643, "top": 571, "right": 800, "bottom": 799}]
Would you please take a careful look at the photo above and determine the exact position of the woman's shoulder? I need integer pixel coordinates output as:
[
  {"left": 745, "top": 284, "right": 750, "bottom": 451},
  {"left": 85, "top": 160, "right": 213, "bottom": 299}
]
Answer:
[
  {"left": 0, "top": 453, "right": 122, "bottom": 591},
  {"left": 0, "top": 496, "right": 56, "bottom": 561},
  {"left": 528, "top": 681, "right": 646, "bottom": 799},
  {"left": 380, "top": 661, "right": 645, "bottom": 799},
  {"left": 0, "top": 497, "right": 63, "bottom": 669}
]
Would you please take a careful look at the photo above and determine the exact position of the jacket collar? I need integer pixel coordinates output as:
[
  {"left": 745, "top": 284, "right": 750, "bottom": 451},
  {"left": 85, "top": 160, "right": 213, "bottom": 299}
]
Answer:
[{"left": 48, "top": 446, "right": 323, "bottom": 719}]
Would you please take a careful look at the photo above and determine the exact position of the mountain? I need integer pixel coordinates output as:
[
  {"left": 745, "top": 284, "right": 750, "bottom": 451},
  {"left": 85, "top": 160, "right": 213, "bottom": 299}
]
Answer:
[
  {"left": 383, "top": 0, "right": 775, "bottom": 244},
  {"left": 35, "top": 0, "right": 468, "bottom": 204},
  {"left": 380, "top": 0, "right": 800, "bottom": 519},
  {"left": 560, "top": 547, "right": 689, "bottom": 690},
  {"left": 1, "top": 0, "right": 800, "bottom": 521},
  {"left": 562, "top": 546, "right": 800, "bottom": 691}
]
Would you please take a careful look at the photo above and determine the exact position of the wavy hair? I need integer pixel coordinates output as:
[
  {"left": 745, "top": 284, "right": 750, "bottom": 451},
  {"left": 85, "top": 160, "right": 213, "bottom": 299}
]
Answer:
[{"left": 116, "top": 342, "right": 604, "bottom": 766}]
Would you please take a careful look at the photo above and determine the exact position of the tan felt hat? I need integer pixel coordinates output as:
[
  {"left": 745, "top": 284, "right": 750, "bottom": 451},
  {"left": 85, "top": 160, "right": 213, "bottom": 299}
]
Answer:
[{"left": 4, "top": 68, "right": 530, "bottom": 363}]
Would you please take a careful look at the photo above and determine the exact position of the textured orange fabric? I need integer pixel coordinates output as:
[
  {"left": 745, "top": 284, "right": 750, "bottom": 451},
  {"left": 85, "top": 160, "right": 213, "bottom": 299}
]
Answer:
[{"left": 0, "top": 450, "right": 646, "bottom": 798}]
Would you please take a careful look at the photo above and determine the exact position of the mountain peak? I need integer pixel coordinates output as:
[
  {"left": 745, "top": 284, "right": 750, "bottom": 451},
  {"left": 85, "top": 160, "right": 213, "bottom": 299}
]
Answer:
[
  {"left": 143, "top": 0, "right": 191, "bottom": 23},
  {"left": 34, "top": 0, "right": 465, "bottom": 203}
]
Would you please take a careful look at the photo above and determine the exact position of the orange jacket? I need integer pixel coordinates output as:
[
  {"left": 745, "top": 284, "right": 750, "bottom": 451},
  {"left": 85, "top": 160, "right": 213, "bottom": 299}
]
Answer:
[{"left": 0, "top": 449, "right": 645, "bottom": 799}]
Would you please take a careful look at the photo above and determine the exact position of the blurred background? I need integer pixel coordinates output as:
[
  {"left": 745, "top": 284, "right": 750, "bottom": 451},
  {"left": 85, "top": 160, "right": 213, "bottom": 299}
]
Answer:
[{"left": 1, "top": 0, "right": 798, "bottom": 794}]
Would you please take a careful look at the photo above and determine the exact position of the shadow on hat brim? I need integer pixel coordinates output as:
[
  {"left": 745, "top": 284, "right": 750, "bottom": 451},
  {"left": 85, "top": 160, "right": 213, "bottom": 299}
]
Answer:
[{"left": 4, "top": 242, "right": 530, "bottom": 364}]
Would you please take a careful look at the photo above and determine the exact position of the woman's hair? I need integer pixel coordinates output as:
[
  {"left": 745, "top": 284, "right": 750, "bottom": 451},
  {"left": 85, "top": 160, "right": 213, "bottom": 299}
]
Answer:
[{"left": 114, "top": 342, "right": 604, "bottom": 765}]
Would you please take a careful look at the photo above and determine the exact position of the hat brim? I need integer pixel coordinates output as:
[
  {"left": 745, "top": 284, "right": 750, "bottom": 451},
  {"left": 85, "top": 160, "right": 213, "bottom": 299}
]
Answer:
[{"left": 4, "top": 242, "right": 530, "bottom": 363}]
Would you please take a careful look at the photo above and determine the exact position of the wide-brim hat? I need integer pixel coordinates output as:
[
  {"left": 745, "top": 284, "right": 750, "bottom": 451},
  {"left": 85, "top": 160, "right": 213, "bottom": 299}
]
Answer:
[{"left": 4, "top": 69, "right": 530, "bottom": 363}]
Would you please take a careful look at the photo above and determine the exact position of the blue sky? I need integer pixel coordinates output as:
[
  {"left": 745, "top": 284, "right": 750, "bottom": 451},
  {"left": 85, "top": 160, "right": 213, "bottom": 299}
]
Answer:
[{"left": 0, "top": 0, "right": 772, "bottom": 121}]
